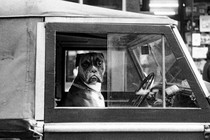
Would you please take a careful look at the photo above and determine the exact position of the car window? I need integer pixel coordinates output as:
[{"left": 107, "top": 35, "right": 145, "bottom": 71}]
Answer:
[{"left": 56, "top": 33, "right": 198, "bottom": 108}]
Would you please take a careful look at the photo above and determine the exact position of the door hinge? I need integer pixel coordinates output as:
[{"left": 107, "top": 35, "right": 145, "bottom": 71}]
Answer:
[{"left": 204, "top": 125, "right": 210, "bottom": 140}]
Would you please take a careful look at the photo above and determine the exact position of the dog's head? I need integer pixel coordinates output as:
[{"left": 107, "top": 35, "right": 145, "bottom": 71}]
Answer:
[{"left": 76, "top": 52, "right": 105, "bottom": 84}]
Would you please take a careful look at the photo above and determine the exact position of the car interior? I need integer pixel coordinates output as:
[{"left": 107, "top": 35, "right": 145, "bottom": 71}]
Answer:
[{"left": 55, "top": 32, "right": 198, "bottom": 108}]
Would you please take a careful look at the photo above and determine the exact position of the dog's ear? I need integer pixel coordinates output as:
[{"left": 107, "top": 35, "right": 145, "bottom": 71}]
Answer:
[{"left": 75, "top": 54, "right": 82, "bottom": 67}]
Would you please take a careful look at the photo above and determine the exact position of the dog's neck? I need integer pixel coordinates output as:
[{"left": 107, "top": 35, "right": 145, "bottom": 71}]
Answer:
[{"left": 84, "top": 82, "right": 101, "bottom": 92}]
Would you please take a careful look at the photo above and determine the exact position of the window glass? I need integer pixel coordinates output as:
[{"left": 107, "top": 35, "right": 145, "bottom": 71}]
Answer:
[{"left": 56, "top": 33, "right": 198, "bottom": 108}]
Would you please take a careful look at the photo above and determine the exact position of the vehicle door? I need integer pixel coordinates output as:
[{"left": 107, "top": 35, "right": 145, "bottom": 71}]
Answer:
[{"left": 39, "top": 23, "right": 210, "bottom": 140}]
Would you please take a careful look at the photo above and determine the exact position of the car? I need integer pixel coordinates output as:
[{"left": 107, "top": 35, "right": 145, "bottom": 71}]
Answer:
[{"left": 0, "top": 0, "right": 210, "bottom": 140}]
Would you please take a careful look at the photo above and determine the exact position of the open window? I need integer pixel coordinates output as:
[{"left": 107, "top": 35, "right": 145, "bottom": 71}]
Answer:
[{"left": 45, "top": 23, "right": 210, "bottom": 122}]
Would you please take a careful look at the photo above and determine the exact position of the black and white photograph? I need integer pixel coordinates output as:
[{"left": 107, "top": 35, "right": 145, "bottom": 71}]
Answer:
[{"left": 0, "top": 0, "right": 210, "bottom": 140}]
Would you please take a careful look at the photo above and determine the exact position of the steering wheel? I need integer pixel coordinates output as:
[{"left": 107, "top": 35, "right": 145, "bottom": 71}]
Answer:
[{"left": 133, "top": 72, "right": 155, "bottom": 107}]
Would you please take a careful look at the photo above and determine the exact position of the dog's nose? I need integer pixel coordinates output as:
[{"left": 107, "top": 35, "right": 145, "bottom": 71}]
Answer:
[
  {"left": 92, "top": 69, "right": 97, "bottom": 73},
  {"left": 91, "top": 67, "right": 97, "bottom": 73}
]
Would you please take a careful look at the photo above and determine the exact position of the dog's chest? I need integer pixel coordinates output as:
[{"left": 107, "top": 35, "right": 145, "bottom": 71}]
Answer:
[{"left": 86, "top": 91, "right": 105, "bottom": 107}]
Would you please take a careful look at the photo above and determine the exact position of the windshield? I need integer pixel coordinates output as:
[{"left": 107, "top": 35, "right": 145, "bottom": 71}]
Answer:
[{"left": 106, "top": 34, "right": 197, "bottom": 108}]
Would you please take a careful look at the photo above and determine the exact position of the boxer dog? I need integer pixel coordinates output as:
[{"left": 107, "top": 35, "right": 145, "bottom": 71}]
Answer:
[{"left": 61, "top": 52, "right": 105, "bottom": 107}]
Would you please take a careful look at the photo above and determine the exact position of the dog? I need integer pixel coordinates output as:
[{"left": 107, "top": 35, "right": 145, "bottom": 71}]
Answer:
[{"left": 60, "top": 52, "right": 106, "bottom": 107}]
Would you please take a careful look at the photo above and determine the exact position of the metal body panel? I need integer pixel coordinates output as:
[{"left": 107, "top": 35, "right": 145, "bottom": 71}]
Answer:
[
  {"left": 35, "top": 22, "right": 45, "bottom": 120},
  {"left": 45, "top": 132, "right": 204, "bottom": 140}
]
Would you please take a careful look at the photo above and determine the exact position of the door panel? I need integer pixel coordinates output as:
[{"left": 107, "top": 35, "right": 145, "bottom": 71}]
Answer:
[{"left": 45, "top": 132, "right": 204, "bottom": 140}]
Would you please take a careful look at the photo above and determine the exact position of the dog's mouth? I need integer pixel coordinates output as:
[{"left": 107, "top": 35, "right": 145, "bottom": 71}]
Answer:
[{"left": 88, "top": 75, "right": 100, "bottom": 84}]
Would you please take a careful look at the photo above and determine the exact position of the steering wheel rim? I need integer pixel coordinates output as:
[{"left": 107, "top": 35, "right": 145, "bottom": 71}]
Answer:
[{"left": 133, "top": 72, "right": 155, "bottom": 107}]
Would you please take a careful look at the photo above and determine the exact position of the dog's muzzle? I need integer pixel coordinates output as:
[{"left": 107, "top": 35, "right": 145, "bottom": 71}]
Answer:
[{"left": 88, "top": 74, "right": 101, "bottom": 84}]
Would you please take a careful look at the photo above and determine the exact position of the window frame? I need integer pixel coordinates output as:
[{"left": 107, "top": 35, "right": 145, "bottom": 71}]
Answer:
[{"left": 44, "top": 23, "right": 210, "bottom": 123}]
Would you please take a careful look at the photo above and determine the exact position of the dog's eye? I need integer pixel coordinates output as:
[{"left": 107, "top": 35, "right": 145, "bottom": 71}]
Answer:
[
  {"left": 97, "top": 60, "right": 103, "bottom": 66},
  {"left": 82, "top": 61, "right": 90, "bottom": 68}
]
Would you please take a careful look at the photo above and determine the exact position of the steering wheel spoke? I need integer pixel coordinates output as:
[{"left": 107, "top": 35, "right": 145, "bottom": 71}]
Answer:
[{"left": 133, "top": 72, "right": 155, "bottom": 107}]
